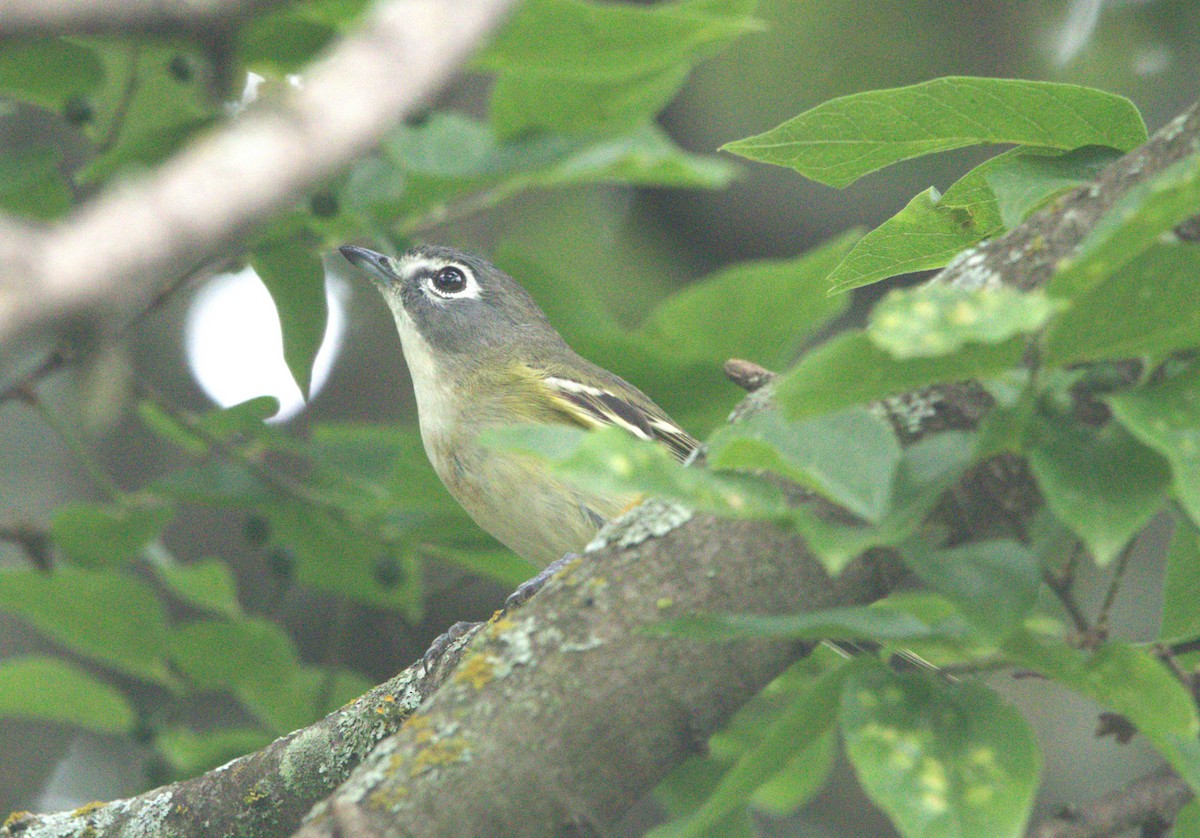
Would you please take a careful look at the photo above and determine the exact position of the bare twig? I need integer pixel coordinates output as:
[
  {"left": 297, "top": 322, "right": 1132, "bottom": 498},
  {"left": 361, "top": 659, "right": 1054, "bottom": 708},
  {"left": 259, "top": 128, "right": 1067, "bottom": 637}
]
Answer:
[
  {"left": 0, "top": 0, "right": 519, "bottom": 346},
  {"left": 0, "top": 0, "right": 286, "bottom": 37},
  {"left": 1029, "top": 766, "right": 1192, "bottom": 838}
]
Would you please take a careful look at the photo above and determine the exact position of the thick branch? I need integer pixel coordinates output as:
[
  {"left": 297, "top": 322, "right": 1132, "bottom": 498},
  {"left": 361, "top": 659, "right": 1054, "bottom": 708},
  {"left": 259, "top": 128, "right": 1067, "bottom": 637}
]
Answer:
[
  {"left": 0, "top": 623, "right": 486, "bottom": 838},
  {"left": 291, "top": 98, "right": 1200, "bottom": 837},
  {"left": 0, "top": 0, "right": 284, "bottom": 37},
  {"left": 0, "top": 0, "right": 518, "bottom": 345}
]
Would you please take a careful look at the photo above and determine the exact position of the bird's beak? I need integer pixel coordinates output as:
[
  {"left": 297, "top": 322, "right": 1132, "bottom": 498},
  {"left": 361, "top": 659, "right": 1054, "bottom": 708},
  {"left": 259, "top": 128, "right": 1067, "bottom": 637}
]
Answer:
[{"left": 339, "top": 245, "right": 398, "bottom": 285}]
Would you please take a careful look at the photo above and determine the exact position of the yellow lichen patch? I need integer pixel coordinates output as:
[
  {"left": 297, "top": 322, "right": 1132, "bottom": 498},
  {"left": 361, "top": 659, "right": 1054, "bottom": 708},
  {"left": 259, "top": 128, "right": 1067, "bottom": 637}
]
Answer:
[
  {"left": 403, "top": 713, "right": 435, "bottom": 744},
  {"left": 4, "top": 811, "right": 34, "bottom": 828},
  {"left": 410, "top": 736, "right": 470, "bottom": 776},
  {"left": 487, "top": 615, "right": 517, "bottom": 635},
  {"left": 71, "top": 801, "right": 106, "bottom": 817},
  {"left": 243, "top": 783, "right": 270, "bottom": 806},
  {"left": 454, "top": 653, "right": 497, "bottom": 690},
  {"left": 655, "top": 597, "right": 674, "bottom": 610}
]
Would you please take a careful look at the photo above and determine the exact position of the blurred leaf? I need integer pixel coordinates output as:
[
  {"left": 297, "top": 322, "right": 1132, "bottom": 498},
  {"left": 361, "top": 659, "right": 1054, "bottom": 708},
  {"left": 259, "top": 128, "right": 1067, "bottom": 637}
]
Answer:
[
  {"left": 640, "top": 231, "right": 856, "bottom": 366},
  {"left": 51, "top": 496, "right": 174, "bottom": 569},
  {"left": 985, "top": 145, "right": 1122, "bottom": 229},
  {"left": 169, "top": 617, "right": 323, "bottom": 730},
  {"left": 1027, "top": 418, "right": 1170, "bottom": 564},
  {"left": 1048, "top": 151, "right": 1200, "bottom": 299},
  {"left": 0, "top": 569, "right": 170, "bottom": 683},
  {"left": 790, "top": 430, "right": 976, "bottom": 573},
  {"left": 170, "top": 617, "right": 298, "bottom": 690},
  {"left": 198, "top": 395, "right": 282, "bottom": 438},
  {"left": 776, "top": 331, "right": 1023, "bottom": 421},
  {"left": 1108, "top": 363, "right": 1200, "bottom": 528},
  {"left": 155, "top": 725, "right": 274, "bottom": 779},
  {"left": 0, "top": 657, "right": 133, "bottom": 734},
  {"left": 0, "top": 38, "right": 104, "bottom": 109},
  {"left": 650, "top": 663, "right": 850, "bottom": 837},
  {"left": 1175, "top": 800, "right": 1200, "bottom": 836},
  {"left": 900, "top": 541, "right": 1039, "bottom": 639},
  {"left": 868, "top": 284, "right": 1059, "bottom": 360},
  {"left": 750, "top": 731, "right": 836, "bottom": 815},
  {"left": 78, "top": 44, "right": 217, "bottom": 185},
  {"left": 708, "top": 406, "right": 901, "bottom": 523},
  {"left": 1004, "top": 631, "right": 1200, "bottom": 793},
  {"left": 840, "top": 666, "right": 1040, "bottom": 838},
  {"left": 1044, "top": 245, "right": 1200, "bottom": 366},
  {"left": 251, "top": 227, "right": 328, "bottom": 399},
  {"left": 480, "top": 0, "right": 759, "bottom": 135},
  {"left": 350, "top": 116, "right": 736, "bottom": 230},
  {"left": 1159, "top": 517, "right": 1200, "bottom": 644},
  {"left": 483, "top": 424, "right": 789, "bottom": 523},
  {"left": 237, "top": 11, "right": 334, "bottom": 73},
  {"left": 137, "top": 400, "right": 208, "bottom": 455},
  {"left": 723, "top": 77, "right": 1145, "bottom": 187},
  {"left": 153, "top": 557, "right": 241, "bottom": 618},
  {"left": 0, "top": 147, "right": 71, "bottom": 219}
]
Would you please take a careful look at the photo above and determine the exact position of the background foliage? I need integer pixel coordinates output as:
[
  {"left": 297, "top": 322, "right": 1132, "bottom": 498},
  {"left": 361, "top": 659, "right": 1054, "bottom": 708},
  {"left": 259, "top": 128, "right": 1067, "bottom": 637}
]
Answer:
[{"left": 2, "top": 0, "right": 1200, "bottom": 835}]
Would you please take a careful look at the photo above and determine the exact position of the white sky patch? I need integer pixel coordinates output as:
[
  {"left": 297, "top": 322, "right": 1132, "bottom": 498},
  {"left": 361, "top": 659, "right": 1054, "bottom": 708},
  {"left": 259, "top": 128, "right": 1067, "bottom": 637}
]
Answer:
[{"left": 185, "top": 266, "right": 348, "bottom": 423}]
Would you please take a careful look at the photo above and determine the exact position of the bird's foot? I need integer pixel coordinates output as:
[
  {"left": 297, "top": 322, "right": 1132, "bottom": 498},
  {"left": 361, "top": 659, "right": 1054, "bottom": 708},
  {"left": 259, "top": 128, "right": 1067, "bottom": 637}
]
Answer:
[{"left": 504, "top": 554, "right": 580, "bottom": 611}]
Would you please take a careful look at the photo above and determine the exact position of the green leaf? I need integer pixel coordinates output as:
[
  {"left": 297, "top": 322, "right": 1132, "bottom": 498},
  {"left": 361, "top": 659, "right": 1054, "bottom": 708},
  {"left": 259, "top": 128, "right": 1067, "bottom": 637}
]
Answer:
[
  {"left": 708, "top": 406, "right": 901, "bottom": 523},
  {"left": 51, "top": 496, "right": 174, "bottom": 569},
  {"left": 251, "top": 228, "right": 328, "bottom": 399},
  {"left": 0, "top": 147, "right": 72, "bottom": 219},
  {"left": 1003, "top": 630, "right": 1200, "bottom": 793},
  {"left": 481, "top": 0, "right": 759, "bottom": 135},
  {"left": 840, "top": 666, "right": 1040, "bottom": 838},
  {"left": 1028, "top": 418, "right": 1170, "bottom": 564},
  {"left": 0, "top": 569, "right": 170, "bottom": 683},
  {"left": 776, "top": 331, "right": 1024, "bottom": 421},
  {"left": 155, "top": 725, "right": 274, "bottom": 779},
  {"left": 137, "top": 399, "right": 208, "bottom": 454},
  {"left": 169, "top": 617, "right": 321, "bottom": 730},
  {"left": 0, "top": 656, "right": 133, "bottom": 734},
  {"left": 153, "top": 557, "right": 241, "bottom": 618},
  {"left": 825, "top": 188, "right": 988, "bottom": 295},
  {"left": 1044, "top": 245, "right": 1200, "bottom": 366},
  {"left": 869, "top": 284, "right": 1060, "bottom": 360},
  {"left": 722, "top": 77, "right": 1145, "bottom": 187},
  {"left": 1175, "top": 800, "right": 1200, "bottom": 837},
  {"left": 1159, "top": 517, "right": 1200, "bottom": 643},
  {"left": 825, "top": 146, "right": 1120, "bottom": 295},
  {"left": 1107, "top": 363, "right": 1200, "bottom": 528},
  {"left": 78, "top": 43, "right": 216, "bottom": 185},
  {"left": 900, "top": 541, "right": 1039, "bottom": 639},
  {"left": 237, "top": 12, "right": 335, "bottom": 73},
  {"left": 984, "top": 145, "right": 1123, "bottom": 230},
  {"left": 651, "top": 663, "right": 850, "bottom": 837},
  {"left": 351, "top": 116, "right": 736, "bottom": 230},
  {"left": 749, "top": 731, "right": 836, "bottom": 815},
  {"left": 640, "top": 231, "right": 856, "bottom": 366},
  {"left": 0, "top": 38, "right": 104, "bottom": 109},
  {"left": 1048, "top": 151, "right": 1200, "bottom": 299}
]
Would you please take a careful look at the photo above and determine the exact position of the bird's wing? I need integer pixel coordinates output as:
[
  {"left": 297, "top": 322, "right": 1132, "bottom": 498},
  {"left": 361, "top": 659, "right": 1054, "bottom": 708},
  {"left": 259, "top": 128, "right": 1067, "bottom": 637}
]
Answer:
[{"left": 542, "top": 375, "right": 699, "bottom": 462}]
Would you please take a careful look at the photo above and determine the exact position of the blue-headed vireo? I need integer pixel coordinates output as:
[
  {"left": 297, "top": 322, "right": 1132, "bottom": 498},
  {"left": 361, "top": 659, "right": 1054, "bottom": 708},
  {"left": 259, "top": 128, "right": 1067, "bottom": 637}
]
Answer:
[{"left": 339, "top": 244, "right": 699, "bottom": 568}]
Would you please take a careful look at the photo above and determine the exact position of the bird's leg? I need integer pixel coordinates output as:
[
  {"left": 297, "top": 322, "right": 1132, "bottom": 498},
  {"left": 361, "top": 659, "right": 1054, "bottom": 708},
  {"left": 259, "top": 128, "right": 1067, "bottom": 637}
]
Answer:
[{"left": 504, "top": 553, "right": 581, "bottom": 611}]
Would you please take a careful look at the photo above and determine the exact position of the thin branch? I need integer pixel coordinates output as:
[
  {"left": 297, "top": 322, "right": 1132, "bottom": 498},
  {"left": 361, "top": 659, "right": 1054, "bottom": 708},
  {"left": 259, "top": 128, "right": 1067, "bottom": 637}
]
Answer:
[
  {"left": 0, "top": 0, "right": 519, "bottom": 346},
  {"left": 0, "top": 0, "right": 286, "bottom": 38},
  {"left": 0, "top": 619, "right": 486, "bottom": 838},
  {"left": 1028, "top": 766, "right": 1192, "bottom": 838}
]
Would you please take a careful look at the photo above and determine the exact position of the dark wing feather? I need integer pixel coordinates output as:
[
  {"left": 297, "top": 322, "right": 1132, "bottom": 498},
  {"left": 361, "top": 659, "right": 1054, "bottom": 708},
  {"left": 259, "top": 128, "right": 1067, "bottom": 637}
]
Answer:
[{"left": 543, "top": 375, "right": 699, "bottom": 463}]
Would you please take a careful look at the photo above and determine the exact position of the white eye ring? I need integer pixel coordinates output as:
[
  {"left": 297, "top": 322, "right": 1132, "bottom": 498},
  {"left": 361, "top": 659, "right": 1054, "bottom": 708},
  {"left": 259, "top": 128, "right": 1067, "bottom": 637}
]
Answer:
[{"left": 423, "top": 264, "right": 481, "bottom": 300}]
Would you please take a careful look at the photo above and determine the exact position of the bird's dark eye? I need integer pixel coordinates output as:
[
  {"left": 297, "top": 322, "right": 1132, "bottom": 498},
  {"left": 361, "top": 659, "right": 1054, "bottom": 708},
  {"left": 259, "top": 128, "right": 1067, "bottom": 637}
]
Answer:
[{"left": 432, "top": 266, "right": 467, "bottom": 294}]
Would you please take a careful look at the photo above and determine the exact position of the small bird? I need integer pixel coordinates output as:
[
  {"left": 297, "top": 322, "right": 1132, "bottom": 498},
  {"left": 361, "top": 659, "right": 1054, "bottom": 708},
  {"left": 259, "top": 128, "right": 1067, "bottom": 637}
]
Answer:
[{"left": 340, "top": 244, "right": 699, "bottom": 569}]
